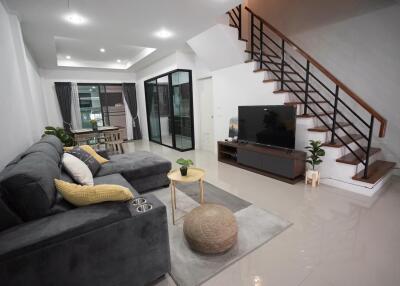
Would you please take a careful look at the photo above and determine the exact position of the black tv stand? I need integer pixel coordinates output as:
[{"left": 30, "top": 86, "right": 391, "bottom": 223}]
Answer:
[{"left": 218, "top": 141, "right": 306, "bottom": 184}]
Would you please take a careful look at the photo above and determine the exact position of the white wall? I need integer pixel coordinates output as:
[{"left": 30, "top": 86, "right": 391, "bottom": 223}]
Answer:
[
  {"left": 39, "top": 68, "right": 136, "bottom": 139},
  {"left": 246, "top": 0, "right": 400, "bottom": 168},
  {"left": 0, "top": 2, "right": 48, "bottom": 169},
  {"left": 211, "top": 62, "right": 284, "bottom": 149}
]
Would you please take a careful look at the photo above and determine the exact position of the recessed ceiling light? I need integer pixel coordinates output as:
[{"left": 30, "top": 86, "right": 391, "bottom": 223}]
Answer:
[
  {"left": 65, "top": 13, "right": 86, "bottom": 25},
  {"left": 92, "top": 86, "right": 95, "bottom": 88},
  {"left": 116, "top": 59, "right": 121, "bottom": 63},
  {"left": 99, "top": 48, "right": 106, "bottom": 53},
  {"left": 154, "top": 28, "right": 173, "bottom": 39},
  {"left": 65, "top": 55, "right": 71, "bottom": 60}
]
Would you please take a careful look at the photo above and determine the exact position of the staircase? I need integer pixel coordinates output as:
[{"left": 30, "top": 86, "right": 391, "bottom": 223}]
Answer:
[{"left": 227, "top": 5, "right": 396, "bottom": 195}]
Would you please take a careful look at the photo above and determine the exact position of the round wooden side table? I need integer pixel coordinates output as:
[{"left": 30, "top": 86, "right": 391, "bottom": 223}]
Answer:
[{"left": 167, "top": 167, "right": 205, "bottom": 225}]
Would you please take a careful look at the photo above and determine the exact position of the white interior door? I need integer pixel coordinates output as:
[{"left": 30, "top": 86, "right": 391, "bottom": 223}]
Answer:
[{"left": 197, "top": 77, "right": 215, "bottom": 152}]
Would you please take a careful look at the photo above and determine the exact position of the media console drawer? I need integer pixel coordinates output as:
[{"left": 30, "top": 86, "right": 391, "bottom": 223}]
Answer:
[
  {"left": 219, "top": 142, "right": 305, "bottom": 184},
  {"left": 237, "top": 149, "right": 262, "bottom": 169}
]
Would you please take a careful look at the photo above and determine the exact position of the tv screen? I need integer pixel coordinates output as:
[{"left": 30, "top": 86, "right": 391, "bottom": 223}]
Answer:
[{"left": 238, "top": 105, "right": 296, "bottom": 149}]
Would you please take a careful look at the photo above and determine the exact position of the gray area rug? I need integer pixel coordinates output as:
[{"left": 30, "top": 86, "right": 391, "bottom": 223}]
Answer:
[{"left": 151, "top": 182, "right": 291, "bottom": 286}]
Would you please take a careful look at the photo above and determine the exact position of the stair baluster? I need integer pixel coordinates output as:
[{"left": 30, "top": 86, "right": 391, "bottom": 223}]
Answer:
[{"left": 330, "top": 85, "right": 340, "bottom": 144}]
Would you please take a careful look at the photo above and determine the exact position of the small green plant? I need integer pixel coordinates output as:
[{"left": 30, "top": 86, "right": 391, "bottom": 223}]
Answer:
[
  {"left": 176, "top": 158, "right": 194, "bottom": 176},
  {"left": 90, "top": 119, "right": 97, "bottom": 125},
  {"left": 43, "top": 126, "right": 74, "bottom": 147},
  {"left": 176, "top": 158, "right": 194, "bottom": 168},
  {"left": 305, "top": 140, "right": 325, "bottom": 170}
]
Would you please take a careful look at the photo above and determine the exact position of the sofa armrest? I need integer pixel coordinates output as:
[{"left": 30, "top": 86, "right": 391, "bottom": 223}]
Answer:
[{"left": 0, "top": 194, "right": 170, "bottom": 286}]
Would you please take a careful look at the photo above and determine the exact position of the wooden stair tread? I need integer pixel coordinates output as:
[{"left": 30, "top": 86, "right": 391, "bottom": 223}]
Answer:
[
  {"left": 245, "top": 50, "right": 281, "bottom": 59},
  {"left": 285, "top": 101, "right": 326, "bottom": 106},
  {"left": 336, "top": 147, "right": 381, "bottom": 165},
  {"left": 352, "top": 160, "right": 396, "bottom": 184},
  {"left": 254, "top": 68, "right": 297, "bottom": 74},
  {"left": 264, "top": 79, "right": 305, "bottom": 83},
  {"left": 297, "top": 112, "right": 334, "bottom": 118},
  {"left": 322, "top": 134, "right": 363, "bottom": 148},
  {"left": 308, "top": 122, "right": 350, "bottom": 132},
  {"left": 273, "top": 89, "right": 317, "bottom": 94}
]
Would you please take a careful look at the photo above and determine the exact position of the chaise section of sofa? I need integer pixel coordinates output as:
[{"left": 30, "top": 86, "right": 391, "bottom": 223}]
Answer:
[{"left": 97, "top": 151, "right": 171, "bottom": 193}]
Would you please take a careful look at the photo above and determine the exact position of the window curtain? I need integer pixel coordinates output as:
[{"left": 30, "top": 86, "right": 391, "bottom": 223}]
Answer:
[
  {"left": 70, "top": 82, "right": 82, "bottom": 129},
  {"left": 55, "top": 82, "right": 72, "bottom": 131},
  {"left": 122, "top": 83, "right": 142, "bottom": 140}
]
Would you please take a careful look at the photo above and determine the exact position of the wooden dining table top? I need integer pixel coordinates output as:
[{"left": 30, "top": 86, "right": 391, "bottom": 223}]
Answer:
[{"left": 70, "top": 126, "right": 120, "bottom": 135}]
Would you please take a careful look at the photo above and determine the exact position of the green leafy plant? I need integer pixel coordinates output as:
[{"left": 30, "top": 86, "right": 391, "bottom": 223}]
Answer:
[
  {"left": 176, "top": 158, "right": 193, "bottom": 176},
  {"left": 176, "top": 158, "right": 194, "bottom": 168},
  {"left": 305, "top": 140, "right": 325, "bottom": 170},
  {"left": 43, "top": 126, "right": 74, "bottom": 147}
]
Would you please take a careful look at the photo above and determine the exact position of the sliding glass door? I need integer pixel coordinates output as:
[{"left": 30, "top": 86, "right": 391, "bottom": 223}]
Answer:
[
  {"left": 78, "top": 83, "right": 127, "bottom": 140},
  {"left": 144, "top": 69, "right": 194, "bottom": 151}
]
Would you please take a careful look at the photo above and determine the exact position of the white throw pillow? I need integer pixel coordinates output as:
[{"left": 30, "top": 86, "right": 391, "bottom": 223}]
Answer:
[{"left": 62, "top": 153, "right": 94, "bottom": 186}]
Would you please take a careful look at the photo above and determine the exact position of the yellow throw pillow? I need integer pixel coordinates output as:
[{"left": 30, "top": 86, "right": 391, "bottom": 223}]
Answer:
[
  {"left": 54, "top": 179, "right": 133, "bottom": 207},
  {"left": 63, "top": 145, "right": 109, "bottom": 164}
]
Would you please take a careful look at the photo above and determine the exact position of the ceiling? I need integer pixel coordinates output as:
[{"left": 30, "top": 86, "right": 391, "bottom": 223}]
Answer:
[{"left": 4, "top": 0, "right": 241, "bottom": 72}]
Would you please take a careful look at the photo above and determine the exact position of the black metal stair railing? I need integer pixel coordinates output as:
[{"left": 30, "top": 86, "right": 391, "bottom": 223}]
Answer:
[{"left": 227, "top": 5, "right": 388, "bottom": 179}]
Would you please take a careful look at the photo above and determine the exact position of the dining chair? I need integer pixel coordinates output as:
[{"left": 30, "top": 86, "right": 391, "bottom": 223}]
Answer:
[{"left": 103, "top": 129, "right": 124, "bottom": 154}]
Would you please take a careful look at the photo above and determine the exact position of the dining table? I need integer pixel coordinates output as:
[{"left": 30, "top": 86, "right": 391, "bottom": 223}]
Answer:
[{"left": 70, "top": 126, "right": 120, "bottom": 150}]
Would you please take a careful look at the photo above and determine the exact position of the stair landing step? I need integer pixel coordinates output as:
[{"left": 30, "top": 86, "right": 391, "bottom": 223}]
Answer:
[
  {"left": 336, "top": 147, "right": 381, "bottom": 165},
  {"left": 352, "top": 160, "right": 396, "bottom": 184},
  {"left": 322, "top": 134, "right": 363, "bottom": 148},
  {"left": 308, "top": 122, "right": 350, "bottom": 132}
]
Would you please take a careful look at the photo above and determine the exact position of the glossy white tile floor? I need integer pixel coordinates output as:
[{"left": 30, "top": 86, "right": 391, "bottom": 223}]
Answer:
[{"left": 124, "top": 140, "right": 400, "bottom": 286}]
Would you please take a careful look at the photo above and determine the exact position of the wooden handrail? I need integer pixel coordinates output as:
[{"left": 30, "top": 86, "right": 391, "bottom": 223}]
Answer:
[{"left": 245, "top": 6, "right": 387, "bottom": 137}]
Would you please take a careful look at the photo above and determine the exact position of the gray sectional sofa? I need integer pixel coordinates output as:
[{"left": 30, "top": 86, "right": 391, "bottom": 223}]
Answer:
[{"left": 0, "top": 135, "right": 172, "bottom": 286}]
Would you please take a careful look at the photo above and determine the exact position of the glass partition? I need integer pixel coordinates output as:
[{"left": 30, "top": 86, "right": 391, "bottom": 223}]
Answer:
[{"left": 144, "top": 69, "right": 194, "bottom": 151}]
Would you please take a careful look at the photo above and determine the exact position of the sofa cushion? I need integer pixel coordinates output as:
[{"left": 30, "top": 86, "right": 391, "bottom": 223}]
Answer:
[
  {"left": 0, "top": 152, "right": 60, "bottom": 221},
  {"left": 94, "top": 173, "right": 139, "bottom": 196},
  {"left": 96, "top": 151, "right": 171, "bottom": 180},
  {"left": 54, "top": 179, "right": 133, "bottom": 207},
  {"left": 0, "top": 189, "right": 22, "bottom": 232},
  {"left": 37, "top": 135, "right": 64, "bottom": 157},
  {"left": 67, "top": 147, "right": 101, "bottom": 175},
  {"left": 62, "top": 153, "right": 94, "bottom": 186}
]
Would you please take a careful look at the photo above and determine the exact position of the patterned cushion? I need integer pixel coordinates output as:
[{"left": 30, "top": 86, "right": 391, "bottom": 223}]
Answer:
[
  {"left": 67, "top": 147, "right": 101, "bottom": 176},
  {"left": 54, "top": 179, "right": 133, "bottom": 207}
]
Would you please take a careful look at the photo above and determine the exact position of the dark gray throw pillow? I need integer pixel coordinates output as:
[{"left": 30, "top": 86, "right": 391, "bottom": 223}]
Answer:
[{"left": 67, "top": 147, "right": 101, "bottom": 176}]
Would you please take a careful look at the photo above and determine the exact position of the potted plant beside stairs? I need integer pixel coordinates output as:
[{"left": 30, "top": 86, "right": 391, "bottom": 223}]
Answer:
[{"left": 305, "top": 140, "right": 325, "bottom": 187}]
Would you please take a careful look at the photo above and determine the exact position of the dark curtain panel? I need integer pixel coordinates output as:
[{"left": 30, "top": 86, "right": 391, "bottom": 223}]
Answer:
[
  {"left": 123, "top": 83, "right": 142, "bottom": 140},
  {"left": 55, "top": 82, "right": 72, "bottom": 131}
]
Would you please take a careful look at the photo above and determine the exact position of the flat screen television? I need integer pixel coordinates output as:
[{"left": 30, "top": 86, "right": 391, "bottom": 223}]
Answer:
[{"left": 238, "top": 105, "right": 296, "bottom": 149}]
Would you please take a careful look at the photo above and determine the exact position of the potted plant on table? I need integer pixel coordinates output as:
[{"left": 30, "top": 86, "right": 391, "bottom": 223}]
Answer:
[
  {"left": 90, "top": 119, "right": 98, "bottom": 131},
  {"left": 305, "top": 140, "right": 325, "bottom": 187},
  {"left": 176, "top": 158, "right": 194, "bottom": 176}
]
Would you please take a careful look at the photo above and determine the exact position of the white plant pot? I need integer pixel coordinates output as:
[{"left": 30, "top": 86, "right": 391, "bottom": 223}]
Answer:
[{"left": 305, "top": 170, "right": 320, "bottom": 187}]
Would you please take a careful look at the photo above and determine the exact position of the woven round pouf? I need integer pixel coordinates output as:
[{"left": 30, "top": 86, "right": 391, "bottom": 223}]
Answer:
[{"left": 183, "top": 204, "right": 238, "bottom": 254}]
